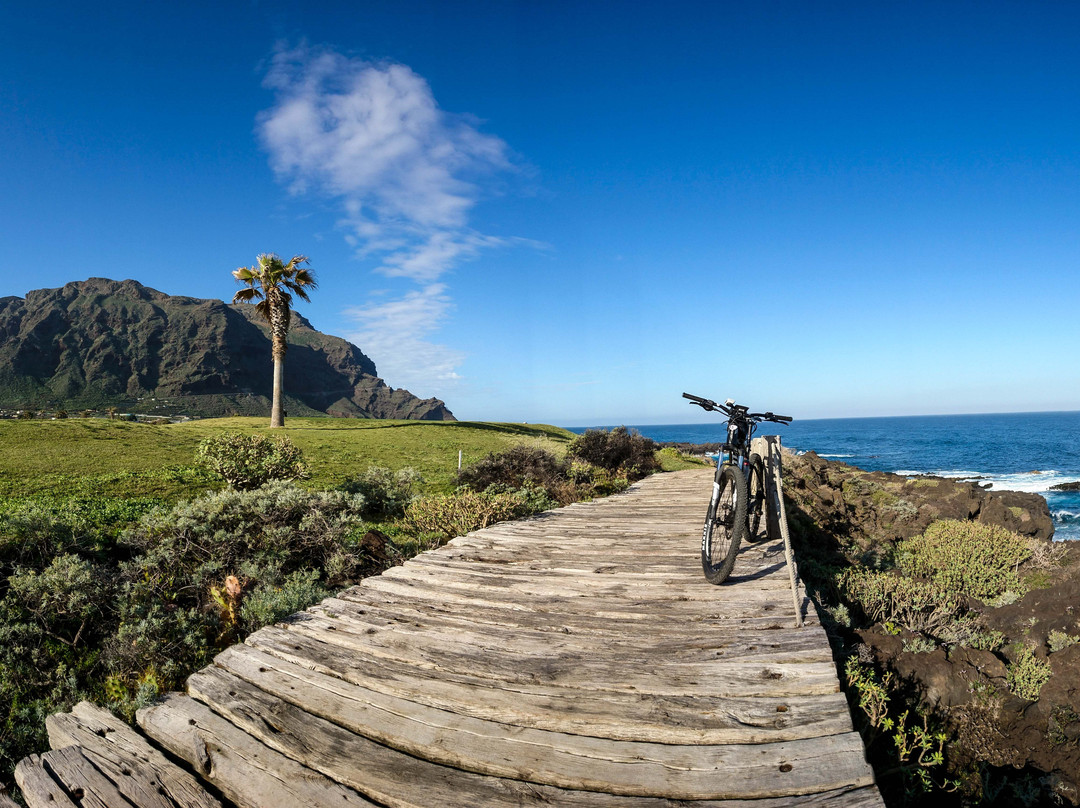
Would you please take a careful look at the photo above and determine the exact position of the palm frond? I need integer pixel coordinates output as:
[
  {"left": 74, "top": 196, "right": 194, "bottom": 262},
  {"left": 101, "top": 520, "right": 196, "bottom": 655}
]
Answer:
[{"left": 232, "top": 287, "right": 263, "bottom": 304}]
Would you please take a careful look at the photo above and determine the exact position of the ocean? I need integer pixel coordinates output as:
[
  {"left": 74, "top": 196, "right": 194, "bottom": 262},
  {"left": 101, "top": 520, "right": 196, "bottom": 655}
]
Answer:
[{"left": 567, "top": 412, "right": 1080, "bottom": 541}]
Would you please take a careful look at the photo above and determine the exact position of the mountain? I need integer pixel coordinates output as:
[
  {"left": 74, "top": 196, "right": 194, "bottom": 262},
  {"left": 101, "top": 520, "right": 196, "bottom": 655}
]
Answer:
[{"left": 0, "top": 278, "right": 455, "bottom": 420}]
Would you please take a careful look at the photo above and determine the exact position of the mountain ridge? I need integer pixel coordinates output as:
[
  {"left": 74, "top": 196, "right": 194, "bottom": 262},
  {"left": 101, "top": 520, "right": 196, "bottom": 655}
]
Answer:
[{"left": 0, "top": 278, "right": 455, "bottom": 420}]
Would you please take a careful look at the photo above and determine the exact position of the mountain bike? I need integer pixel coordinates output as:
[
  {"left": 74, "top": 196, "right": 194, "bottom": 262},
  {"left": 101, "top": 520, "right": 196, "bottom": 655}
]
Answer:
[{"left": 683, "top": 393, "right": 792, "bottom": 584}]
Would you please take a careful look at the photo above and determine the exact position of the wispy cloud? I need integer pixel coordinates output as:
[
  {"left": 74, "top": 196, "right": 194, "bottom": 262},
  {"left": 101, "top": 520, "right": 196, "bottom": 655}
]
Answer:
[
  {"left": 342, "top": 283, "right": 463, "bottom": 390},
  {"left": 258, "top": 43, "right": 520, "bottom": 393}
]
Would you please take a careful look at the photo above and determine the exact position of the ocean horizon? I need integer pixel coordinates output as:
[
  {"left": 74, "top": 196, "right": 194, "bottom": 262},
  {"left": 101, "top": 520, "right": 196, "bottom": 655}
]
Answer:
[{"left": 566, "top": 411, "right": 1080, "bottom": 541}]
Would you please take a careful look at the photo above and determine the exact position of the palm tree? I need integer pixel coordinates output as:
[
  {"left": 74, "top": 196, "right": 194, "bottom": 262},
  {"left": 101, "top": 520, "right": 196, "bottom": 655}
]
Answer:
[{"left": 232, "top": 254, "right": 317, "bottom": 428}]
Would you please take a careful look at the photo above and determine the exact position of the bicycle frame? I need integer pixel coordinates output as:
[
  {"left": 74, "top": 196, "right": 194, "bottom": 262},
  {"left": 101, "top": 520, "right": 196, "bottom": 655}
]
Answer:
[{"left": 716, "top": 408, "right": 756, "bottom": 475}]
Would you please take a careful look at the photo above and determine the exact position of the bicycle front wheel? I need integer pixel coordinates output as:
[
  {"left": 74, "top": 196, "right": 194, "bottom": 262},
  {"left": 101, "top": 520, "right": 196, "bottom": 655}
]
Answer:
[{"left": 701, "top": 464, "right": 747, "bottom": 584}]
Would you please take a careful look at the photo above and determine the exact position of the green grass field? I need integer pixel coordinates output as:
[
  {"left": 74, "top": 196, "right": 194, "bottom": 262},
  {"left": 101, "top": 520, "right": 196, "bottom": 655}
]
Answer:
[{"left": 0, "top": 417, "right": 578, "bottom": 500}]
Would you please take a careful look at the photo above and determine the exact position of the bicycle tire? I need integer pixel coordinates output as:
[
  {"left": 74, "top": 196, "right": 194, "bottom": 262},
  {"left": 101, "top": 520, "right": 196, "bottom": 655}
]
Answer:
[
  {"left": 746, "top": 453, "right": 766, "bottom": 542},
  {"left": 701, "top": 464, "right": 747, "bottom": 584}
]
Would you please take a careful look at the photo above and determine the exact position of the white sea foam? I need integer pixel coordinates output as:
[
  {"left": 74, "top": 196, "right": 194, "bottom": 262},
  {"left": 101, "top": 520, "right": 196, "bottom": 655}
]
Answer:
[
  {"left": 820, "top": 453, "right": 855, "bottom": 458},
  {"left": 897, "top": 468, "right": 1077, "bottom": 493}
]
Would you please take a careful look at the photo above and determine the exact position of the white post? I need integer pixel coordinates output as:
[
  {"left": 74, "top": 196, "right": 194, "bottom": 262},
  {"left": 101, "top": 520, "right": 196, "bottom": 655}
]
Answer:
[{"left": 458, "top": 449, "right": 462, "bottom": 470}]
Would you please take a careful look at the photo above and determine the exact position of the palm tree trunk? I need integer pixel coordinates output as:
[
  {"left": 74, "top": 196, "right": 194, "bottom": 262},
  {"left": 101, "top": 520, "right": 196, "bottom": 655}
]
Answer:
[{"left": 270, "top": 354, "right": 285, "bottom": 428}]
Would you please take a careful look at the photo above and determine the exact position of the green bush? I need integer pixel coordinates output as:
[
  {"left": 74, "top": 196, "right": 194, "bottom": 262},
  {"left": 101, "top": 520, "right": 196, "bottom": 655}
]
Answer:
[
  {"left": 403, "top": 483, "right": 557, "bottom": 541},
  {"left": 839, "top": 569, "right": 964, "bottom": 638},
  {"left": 896, "top": 520, "right": 1032, "bottom": 601},
  {"left": 340, "top": 466, "right": 422, "bottom": 519},
  {"left": 0, "top": 551, "right": 115, "bottom": 782},
  {"left": 194, "top": 432, "right": 310, "bottom": 490},
  {"left": 1048, "top": 630, "right": 1079, "bottom": 653},
  {"left": 457, "top": 446, "right": 569, "bottom": 492},
  {"left": 238, "top": 568, "right": 330, "bottom": 633},
  {"left": 110, "top": 481, "right": 368, "bottom": 692},
  {"left": 568, "top": 427, "right": 660, "bottom": 481},
  {"left": 1006, "top": 645, "right": 1051, "bottom": 701},
  {"left": 7, "top": 554, "right": 114, "bottom": 649},
  {"left": 0, "top": 506, "right": 92, "bottom": 573}
]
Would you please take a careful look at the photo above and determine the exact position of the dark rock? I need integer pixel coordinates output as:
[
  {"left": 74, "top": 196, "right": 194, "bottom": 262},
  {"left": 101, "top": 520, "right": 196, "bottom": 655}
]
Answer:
[
  {"left": 787, "top": 450, "right": 1080, "bottom": 804},
  {"left": 358, "top": 529, "right": 389, "bottom": 564},
  {"left": 1051, "top": 481, "right": 1080, "bottom": 491},
  {"left": 0, "top": 278, "right": 455, "bottom": 421}
]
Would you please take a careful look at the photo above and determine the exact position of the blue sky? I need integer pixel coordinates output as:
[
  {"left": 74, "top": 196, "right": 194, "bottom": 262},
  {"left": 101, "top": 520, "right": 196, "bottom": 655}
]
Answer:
[{"left": 2, "top": 2, "right": 1078, "bottom": 425}]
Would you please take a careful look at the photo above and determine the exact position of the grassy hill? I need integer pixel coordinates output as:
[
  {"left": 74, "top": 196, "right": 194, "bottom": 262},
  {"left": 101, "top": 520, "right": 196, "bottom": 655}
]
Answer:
[{"left": 0, "top": 417, "right": 576, "bottom": 500}]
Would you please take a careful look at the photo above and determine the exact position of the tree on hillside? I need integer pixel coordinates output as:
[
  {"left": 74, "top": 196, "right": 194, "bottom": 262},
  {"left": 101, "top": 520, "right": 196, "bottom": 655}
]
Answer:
[{"left": 232, "top": 253, "right": 317, "bottom": 428}]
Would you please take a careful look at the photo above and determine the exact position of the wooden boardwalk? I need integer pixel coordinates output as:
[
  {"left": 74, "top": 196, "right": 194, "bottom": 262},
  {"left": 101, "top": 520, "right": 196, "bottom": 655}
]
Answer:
[{"left": 17, "top": 468, "right": 883, "bottom": 807}]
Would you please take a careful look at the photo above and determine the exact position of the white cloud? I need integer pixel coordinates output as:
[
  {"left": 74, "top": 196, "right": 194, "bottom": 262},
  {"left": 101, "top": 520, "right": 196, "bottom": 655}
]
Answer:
[
  {"left": 258, "top": 43, "right": 523, "bottom": 391},
  {"left": 259, "top": 44, "right": 509, "bottom": 244},
  {"left": 343, "top": 284, "right": 464, "bottom": 393}
]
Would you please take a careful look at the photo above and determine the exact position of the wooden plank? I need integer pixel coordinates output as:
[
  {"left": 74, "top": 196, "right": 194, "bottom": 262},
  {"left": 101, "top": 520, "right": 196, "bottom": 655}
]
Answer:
[
  {"left": 45, "top": 701, "right": 222, "bottom": 808},
  {"left": 316, "top": 593, "right": 811, "bottom": 639},
  {"left": 331, "top": 586, "right": 818, "bottom": 633},
  {"left": 137, "top": 693, "right": 376, "bottom": 808},
  {"left": 222, "top": 639, "right": 853, "bottom": 746},
  {"left": 14, "top": 755, "right": 79, "bottom": 808},
  {"left": 383, "top": 563, "right": 797, "bottom": 595},
  {"left": 295, "top": 604, "right": 833, "bottom": 665},
  {"left": 258, "top": 619, "right": 841, "bottom": 698},
  {"left": 187, "top": 662, "right": 875, "bottom": 801},
  {"left": 311, "top": 594, "right": 820, "bottom": 648},
  {"left": 31, "top": 746, "right": 134, "bottom": 808},
  {"left": 354, "top": 575, "right": 816, "bottom": 621},
  {"left": 223, "top": 640, "right": 851, "bottom": 742}
]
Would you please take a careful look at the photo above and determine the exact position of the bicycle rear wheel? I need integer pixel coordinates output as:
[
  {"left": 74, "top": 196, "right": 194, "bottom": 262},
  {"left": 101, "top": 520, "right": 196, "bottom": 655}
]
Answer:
[
  {"left": 701, "top": 464, "right": 747, "bottom": 584},
  {"left": 746, "top": 453, "right": 766, "bottom": 542}
]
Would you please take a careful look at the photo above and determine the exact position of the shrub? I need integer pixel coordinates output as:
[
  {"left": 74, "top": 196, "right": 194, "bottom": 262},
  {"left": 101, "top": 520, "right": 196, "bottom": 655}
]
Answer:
[
  {"left": 194, "top": 432, "right": 310, "bottom": 490},
  {"left": 1006, "top": 646, "right": 1051, "bottom": 701},
  {"left": 839, "top": 569, "right": 964, "bottom": 638},
  {"left": 568, "top": 427, "right": 660, "bottom": 481},
  {"left": 238, "top": 568, "right": 329, "bottom": 633},
  {"left": 110, "top": 481, "right": 369, "bottom": 692},
  {"left": 0, "top": 553, "right": 114, "bottom": 782},
  {"left": 6, "top": 554, "right": 114, "bottom": 649},
  {"left": 568, "top": 461, "right": 631, "bottom": 497},
  {"left": 896, "top": 520, "right": 1032, "bottom": 602},
  {"left": 0, "top": 509, "right": 80, "bottom": 572},
  {"left": 962, "top": 628, "right": 1006, "bottom": 652},
  {"left": 340, "top": 466, "right": 422, "bottom": 519},
  {"left": 1048, "top": 630, "right": 1079, "bottom": 653},
  {"left": 403, "top": 483, "right": 556, "bottom": 541},
  {"left": 457, "top": 446, "right": 568, "bottom": 492}
]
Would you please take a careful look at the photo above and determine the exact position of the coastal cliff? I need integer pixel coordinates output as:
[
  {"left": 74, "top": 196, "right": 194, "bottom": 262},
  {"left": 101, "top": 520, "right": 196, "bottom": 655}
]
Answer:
[
  {"left": 783, "top": 450, "right": 1080, "bottom": 805},
  {"left": 0, "top": 278, "right": 454, "bottom": 420}
]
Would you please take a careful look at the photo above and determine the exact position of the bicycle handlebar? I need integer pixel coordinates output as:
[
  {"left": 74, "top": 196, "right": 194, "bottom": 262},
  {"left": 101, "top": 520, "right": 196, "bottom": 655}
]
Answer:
[
  {"left": 682, "top": 392, "right": 792, "bottom": 424},
  {"left": 750, "top": 412, "right": 793, "bottom": 423}
]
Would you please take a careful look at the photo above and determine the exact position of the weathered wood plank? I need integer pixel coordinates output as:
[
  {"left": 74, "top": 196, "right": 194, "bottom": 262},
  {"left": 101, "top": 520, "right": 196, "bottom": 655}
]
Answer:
[
  {"left": 256, "top": 620, "right": 841, "bottom": 697},
  {"left": 217, "top": 642, "right": 854, "bottom": 745},
  {"left": 30, "top": 746, "right": 134, "bottom": 808},
  {"left": 331, "top": 585, "right": 818, "bottom": 634},
  {"left": 187, "top": 662, "right": 874, "bottom": 801},
  {"left": 296, "top": 604, "right": 832, "bottom": 665},
  {"left": 316, "top": 593, "right": 812, "bottom": 640},
  {"left": 354, "top": 574, "right": 816, "bottom": 621},
  {"left": 137, "top": 693, "right": 376, "bottom": 808},
  {"left": 14, "top": 754, "right": 80, "bottom": 808},
  {"left": 45, "top": 701, "right": 222, "bottom": 808}
]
